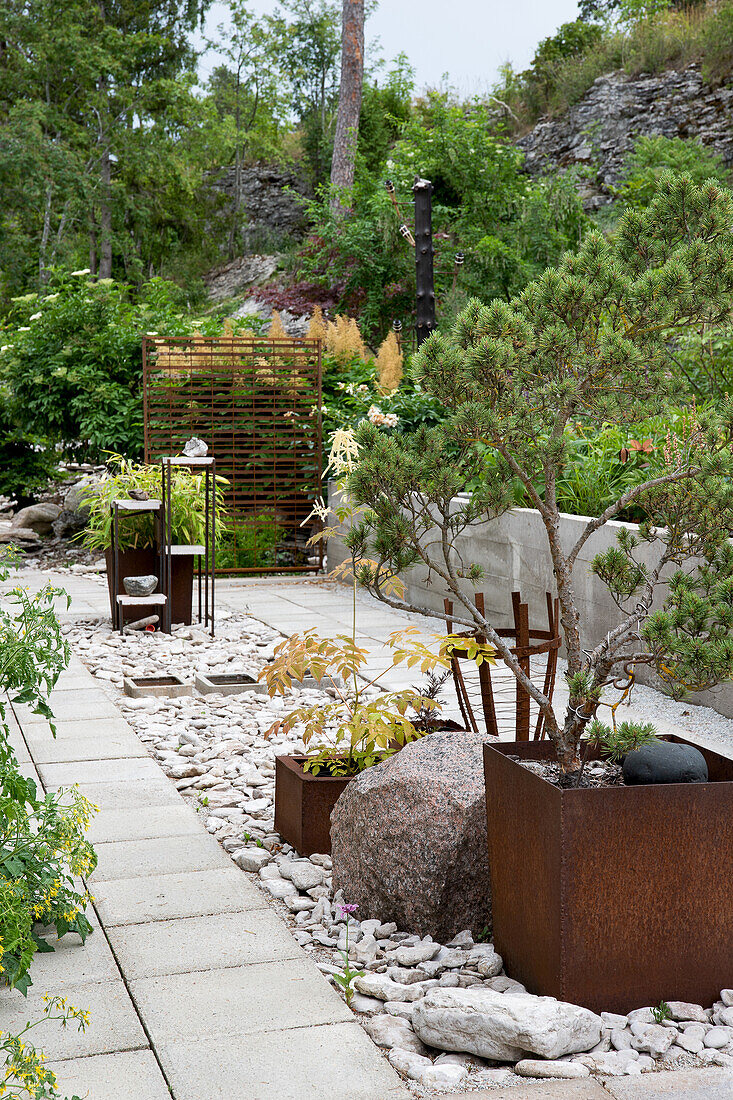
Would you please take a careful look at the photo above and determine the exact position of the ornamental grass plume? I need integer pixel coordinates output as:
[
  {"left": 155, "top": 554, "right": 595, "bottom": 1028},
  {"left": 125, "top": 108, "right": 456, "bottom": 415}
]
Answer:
[
  {"left": 307, "top": 305, "right": 327, "bottom": 343},
  {"left": 325, "top": 314, "right": 368, "bottom": 364},
  {"left": 375, "top": 330, "right": 403, "bottom": 393},
  {"left": 268, "top": 311, "right": 288, "bottom": 342}
]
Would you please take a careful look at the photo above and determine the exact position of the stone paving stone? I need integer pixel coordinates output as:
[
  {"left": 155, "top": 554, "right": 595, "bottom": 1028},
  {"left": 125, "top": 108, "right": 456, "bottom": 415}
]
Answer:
[
  {"left": 22, "top": 726, "right": 144, "bottom": 763},
  {"left": 129, "top": 959, "right": 353, "bottom": 1043},
  {"left": 27, "top": 915, "right": 120, "bottom": 989},
  {"left": 38, "top": 756, "right": 159, "bottom": 789},
  {"left": 601, "top": 1067, "right": 733, "bottom": 1098},
  {"left": 0, "top": 980, "right": 146, "bottom": 1060},
  {"left": 47, "top": 1051, "right": 171, "bottom": 1100},
  {"left": 157, "top": 1021, "right": 411, "bottom": 1100},
  {"left": 91, "top": 832, "right": 233, "bottom": 882},
  {"left": 93, "top": 867, "right": 268, "bottom": 926},
  {"left": 87, "top": 801, "right": 202, "bottom": 844},
  {"left": 108, "top": 909, "right": 301, "bottom": 978}
]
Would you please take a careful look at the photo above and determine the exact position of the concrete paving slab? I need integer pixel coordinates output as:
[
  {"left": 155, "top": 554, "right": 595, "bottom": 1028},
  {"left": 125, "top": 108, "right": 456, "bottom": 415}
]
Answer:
[
  {"left": 79, "top": 778, "right": 182, "bottom": 812},
  {"left": 0, "top": 980, "right": 147, "bottom": 1060},
  {"left": 434, "top": 1081, "right": 609, "bottom": 1100},
  {"left": 157, "top": 1022, "right": 411, "bottom": 1100},
  {"left": 601, "top": 1067, "right": 733, "bottom": 1098},
  {"left": 130, "top": 958, "right": 353, "bottom": 1042},
  {"left": 108, "top": 909, "right": 301, "bottom": 978},
  {"left": 27, "top": 918, "right": 120, "bottom": 989},
  {"left": 47, "top": 1050, "right": 171, "bottom": 1100},
  {"left": 21, "top": 714, "right": 136, "bottom": 738},
  {"left": 22, "top": 727, "right": 145, "bottom": 763},
  {"left": 15, "top": 691, "right": 120, "bottom": 721},
  {"left": 93, "top": 867, "right": 268, "bottom": 926},
  {"left": 87, "top": 802, "right": 202, "bottom": 844},
  {"left": 39, "top": 756, "right": 160, "bottom": 789},
  {"left": 91, "top": 832, "right": 233, "bottom": 882}
]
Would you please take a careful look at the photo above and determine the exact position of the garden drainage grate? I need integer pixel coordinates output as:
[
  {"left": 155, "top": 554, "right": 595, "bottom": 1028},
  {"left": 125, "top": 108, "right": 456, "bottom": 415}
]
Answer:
[
  {"left": 195, "top": 672, "right": 267, "bottom": 696},
  {"left": 123, "top": 674, "right": 193, "bottom": 698}
]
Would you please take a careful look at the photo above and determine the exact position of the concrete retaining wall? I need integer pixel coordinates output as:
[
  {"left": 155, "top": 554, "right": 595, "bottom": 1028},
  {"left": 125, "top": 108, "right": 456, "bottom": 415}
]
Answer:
[{"left": 327, "top": 485, "right": 733, "bottom": 718}]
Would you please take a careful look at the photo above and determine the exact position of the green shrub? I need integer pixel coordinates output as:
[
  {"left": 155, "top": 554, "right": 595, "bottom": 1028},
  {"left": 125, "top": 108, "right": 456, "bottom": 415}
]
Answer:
[
  {"left": 217, "top": 513, "right": 280, "bottom": 569},
  {"left": 614, "top": 135, "right": 731, "bottom": 209},
  {"left": 0, "top": 394, "right": 61, "bottom": 504}
]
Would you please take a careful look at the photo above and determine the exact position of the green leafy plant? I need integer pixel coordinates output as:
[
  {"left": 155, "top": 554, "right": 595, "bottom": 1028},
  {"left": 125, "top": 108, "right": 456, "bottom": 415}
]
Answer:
[
  {"left": 0, "top": 550, "right": 97, "bottom": 994},
  {"left": 217, "top": 513, "right": 280, "bottom": 569},
  {"left": 80, "top": 455, "right": 229, "bottom": 553},
  {"left": 260, "top": 627, "right": 493, "bottom": 776},
  {"left": 0, "top": 994, "right": 89, "bottom": 1099},
  {"left": 332, "top": 903, "right": 363, "bottom": 1006},
  {"left": 652, "top": 999, "right": 672, "bottom": 1023},
  {"left": 346, "top": 174, "right": 733, "bottom": 771}
]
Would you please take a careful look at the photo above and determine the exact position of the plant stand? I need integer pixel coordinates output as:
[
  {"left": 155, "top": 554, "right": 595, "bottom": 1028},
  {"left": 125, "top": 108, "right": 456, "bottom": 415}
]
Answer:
[
  {"left": 110, "top": 499, "right": 169, "bottom": 633},
  {"left": 161, "top": 455, "right": 216, "bottom": 636}
]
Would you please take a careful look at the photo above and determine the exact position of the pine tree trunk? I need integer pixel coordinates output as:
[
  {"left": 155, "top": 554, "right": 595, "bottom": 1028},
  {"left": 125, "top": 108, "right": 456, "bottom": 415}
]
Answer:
[
  {"left": 99, "top": 143, "right": 113, "bottom": 278},
  {"left": 330, "top": 0, "right": 364, "bottom": 217}
]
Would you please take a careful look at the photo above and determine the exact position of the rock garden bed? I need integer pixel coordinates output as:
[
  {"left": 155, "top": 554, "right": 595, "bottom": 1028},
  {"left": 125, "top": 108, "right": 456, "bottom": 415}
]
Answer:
[{"left": 64, "top": 613, "right": 733, "bottom": 1094}]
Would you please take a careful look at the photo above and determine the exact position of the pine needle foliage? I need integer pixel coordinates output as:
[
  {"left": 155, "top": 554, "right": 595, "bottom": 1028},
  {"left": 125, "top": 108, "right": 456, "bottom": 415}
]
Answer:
[{"left": 347, "top": 174, "right": 733, "bottom": 767}]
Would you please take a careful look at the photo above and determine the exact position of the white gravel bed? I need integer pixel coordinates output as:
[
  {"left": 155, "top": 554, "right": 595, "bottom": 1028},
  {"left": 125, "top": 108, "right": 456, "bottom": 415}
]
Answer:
[{"left": 62, "top": 615, "right": 733, "bottom": 1094}]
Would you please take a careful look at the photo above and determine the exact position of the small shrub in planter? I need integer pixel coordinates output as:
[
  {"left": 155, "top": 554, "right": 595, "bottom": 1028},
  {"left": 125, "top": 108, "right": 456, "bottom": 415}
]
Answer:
[
  {"left": 345, "top": 174, "right": 733, "bottom": 1009},
  {"left": 261, "top": 629, "right": 490, "bottom": 854}
]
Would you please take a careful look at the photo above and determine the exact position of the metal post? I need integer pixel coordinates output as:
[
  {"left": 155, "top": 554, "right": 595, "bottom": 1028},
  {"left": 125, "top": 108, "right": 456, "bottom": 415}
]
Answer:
[{"left": 413, "top": 177, "right": 435, "bottom": 347}]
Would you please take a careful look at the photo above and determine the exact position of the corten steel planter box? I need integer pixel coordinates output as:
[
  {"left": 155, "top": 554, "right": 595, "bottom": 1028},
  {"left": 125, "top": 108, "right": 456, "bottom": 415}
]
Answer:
[
  {"left": 275, "top": 754, "right": 351, "bottom": 856},
  {"left": 484, "top": 737, "right": 733, "bottom": 1015},
  {"left": 105, "top": 548, "right": 194, "bottom": 625}
]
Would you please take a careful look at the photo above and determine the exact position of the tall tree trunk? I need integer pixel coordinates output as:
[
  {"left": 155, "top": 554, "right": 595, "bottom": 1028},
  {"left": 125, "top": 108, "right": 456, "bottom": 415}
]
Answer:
[
  {"left": 330, "top": 0, "right": 364, "bottom": 217},
  {"left": 99, "top": 141, "right": 113, "bottom": 278},
  {"left": 39, "top": 181, "right": 53, "bottom": 284}
]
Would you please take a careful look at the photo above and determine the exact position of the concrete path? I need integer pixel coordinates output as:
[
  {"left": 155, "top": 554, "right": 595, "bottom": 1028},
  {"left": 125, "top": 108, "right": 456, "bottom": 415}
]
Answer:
[
  {"left": 2, "top": 567, "right": 732, "bottom": 1099},
  {"left": 3, "top": 654, "right": 409, "bottom": 1100}
]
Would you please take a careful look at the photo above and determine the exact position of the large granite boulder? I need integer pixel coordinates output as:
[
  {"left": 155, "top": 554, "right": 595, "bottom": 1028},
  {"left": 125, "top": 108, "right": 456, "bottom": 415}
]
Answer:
[
  {"left": 413, "top": 987, "right": 602, "bottom": 1061},
  {"left": 12, "top": 502, "right": 60, "bottom": 535},
  {"left": 330, "top": 730, "right": 492, "bottom": 941}
]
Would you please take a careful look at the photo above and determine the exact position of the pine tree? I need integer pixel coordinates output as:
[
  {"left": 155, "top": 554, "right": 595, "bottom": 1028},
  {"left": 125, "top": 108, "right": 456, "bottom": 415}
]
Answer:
[{"left": 346, "top": 174, "right": 733, "bottom": 768}]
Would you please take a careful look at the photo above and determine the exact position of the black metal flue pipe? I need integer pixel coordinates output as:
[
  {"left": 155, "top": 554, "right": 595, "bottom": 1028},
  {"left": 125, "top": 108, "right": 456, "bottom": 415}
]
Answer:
[{"left": 412, "top": 177, "right": 435, "bottom": 347}]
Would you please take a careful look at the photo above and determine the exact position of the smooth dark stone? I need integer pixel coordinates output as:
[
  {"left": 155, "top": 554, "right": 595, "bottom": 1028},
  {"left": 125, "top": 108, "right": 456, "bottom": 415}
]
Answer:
[{"left": 623, "top": 741, "right": 708, "bottom": 786}]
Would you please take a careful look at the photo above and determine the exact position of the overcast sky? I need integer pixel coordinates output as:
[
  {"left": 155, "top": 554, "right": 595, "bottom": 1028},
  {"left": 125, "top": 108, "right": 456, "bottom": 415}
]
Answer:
[{"left": 199, "top": 0, "right": 582, "bottom": 95}]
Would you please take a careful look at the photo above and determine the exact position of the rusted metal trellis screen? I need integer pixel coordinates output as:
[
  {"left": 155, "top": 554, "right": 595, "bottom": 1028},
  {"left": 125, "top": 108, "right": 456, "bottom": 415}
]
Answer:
[{"left": 143, "top": 335, "right": 322, "bottom": 573}]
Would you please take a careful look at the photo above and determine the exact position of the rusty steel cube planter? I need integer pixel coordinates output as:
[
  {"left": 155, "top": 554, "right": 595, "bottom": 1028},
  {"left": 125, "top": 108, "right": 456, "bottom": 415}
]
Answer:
[
  {"left": 483, "top": 737, "right": 733, "bottom": 1015},
  {"left": 274, "top": 755, "right": 351, "bottom": 856}
]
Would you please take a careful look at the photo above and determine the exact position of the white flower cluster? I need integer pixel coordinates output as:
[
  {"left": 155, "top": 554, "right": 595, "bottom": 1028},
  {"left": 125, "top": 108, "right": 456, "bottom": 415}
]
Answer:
[
  {"left": 336, "top": 381, "right": 370, "bottom": 396},
  {"left": 367, "top": 404, "right": 399, "bottom": 428}
]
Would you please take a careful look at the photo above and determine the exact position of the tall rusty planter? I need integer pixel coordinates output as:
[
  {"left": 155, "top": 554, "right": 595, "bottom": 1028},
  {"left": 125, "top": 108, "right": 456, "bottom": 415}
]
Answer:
[
  {"left": 483, "top": 737, "right": 733, "bottom": 1015},
  {"left": 275, "top": 755, "right": 351, "bottom": 857}
]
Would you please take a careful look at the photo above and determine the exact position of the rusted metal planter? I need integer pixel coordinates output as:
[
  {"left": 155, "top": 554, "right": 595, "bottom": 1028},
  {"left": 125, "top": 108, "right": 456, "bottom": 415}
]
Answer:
[
  {"left": 484, "top": 737, "right": 733, "bottom": 1014},
  {"left": 105, "top": 548, "right": 194, "bottom": 625},
  {"left": 274, "top": 755, "right": 351, "bottom": 857}
]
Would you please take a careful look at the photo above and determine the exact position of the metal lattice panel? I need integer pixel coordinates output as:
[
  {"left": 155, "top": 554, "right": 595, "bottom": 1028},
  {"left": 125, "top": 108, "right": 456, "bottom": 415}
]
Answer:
[{"left": 143, "top": 335, "right": 322, "bottom": 573}]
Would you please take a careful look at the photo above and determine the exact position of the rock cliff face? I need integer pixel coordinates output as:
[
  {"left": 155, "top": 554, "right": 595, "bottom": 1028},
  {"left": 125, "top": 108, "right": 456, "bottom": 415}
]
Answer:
[
  {"left": 518, "top": 63, "right": 733, "bottom": 208},
  {"left": 209, "top": 164, "right": 308, "bottom": 247}
]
